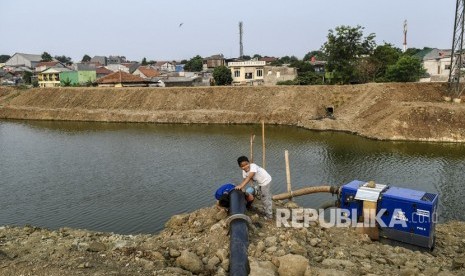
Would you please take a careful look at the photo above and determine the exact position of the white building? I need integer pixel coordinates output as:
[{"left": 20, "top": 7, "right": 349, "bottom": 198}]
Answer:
[
  {"left": 421, "top": 49, "right": 451, "bottom": 82},
  {"left": 5, "top": 53, "right": 42, "bottom": 69},
  {"left": 228, "top": 60, "right": 266, "bottom": 85}
]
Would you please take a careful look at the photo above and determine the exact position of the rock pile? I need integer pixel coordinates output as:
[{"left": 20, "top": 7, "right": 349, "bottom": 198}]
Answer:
[{"left": 0, "top": 205, "right": 464, "bottom": 275}]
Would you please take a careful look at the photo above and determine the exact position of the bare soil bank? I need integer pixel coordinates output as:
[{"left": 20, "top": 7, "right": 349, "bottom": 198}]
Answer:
[{"left": 1, "top": 83, "right": 465, "bottom": 142}]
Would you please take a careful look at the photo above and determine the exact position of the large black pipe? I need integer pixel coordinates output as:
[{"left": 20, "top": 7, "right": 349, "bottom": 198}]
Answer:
[{"left": 229, "top": 189, "right": 250, "bottom": 276}]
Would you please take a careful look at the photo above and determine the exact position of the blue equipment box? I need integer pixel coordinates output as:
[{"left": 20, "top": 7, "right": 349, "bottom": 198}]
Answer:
[{"left": 339, "top": 180, "right": 438, "bottom": 249}]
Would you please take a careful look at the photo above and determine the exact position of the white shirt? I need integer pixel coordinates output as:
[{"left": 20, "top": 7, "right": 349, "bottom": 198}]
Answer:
[{"left": 242, "top": 163, "right": 272, "bottom": 186}]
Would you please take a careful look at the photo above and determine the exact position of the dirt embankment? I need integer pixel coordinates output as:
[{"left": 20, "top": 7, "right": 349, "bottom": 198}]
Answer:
[
  {"left": 1, "top": 205, "right": 464, "bottom": 275},
  {"left": 1, "top": 83, "right": 465, "bottom": 142}
]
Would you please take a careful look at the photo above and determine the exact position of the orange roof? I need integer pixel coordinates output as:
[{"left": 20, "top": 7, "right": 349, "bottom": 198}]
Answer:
[
  {"left": 137, "top": 66, "right": 159, "bottom": 78},
  {"left": 96, "top": 67, "right": 113, "bottom": 75},
  {"left": 96, "top": 70, "right": 147, "bottom": 84}
]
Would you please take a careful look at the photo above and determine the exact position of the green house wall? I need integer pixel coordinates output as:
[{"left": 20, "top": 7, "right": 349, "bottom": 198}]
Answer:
[{"left": 60, "top": 71, "right": 97, "bottom": 86}]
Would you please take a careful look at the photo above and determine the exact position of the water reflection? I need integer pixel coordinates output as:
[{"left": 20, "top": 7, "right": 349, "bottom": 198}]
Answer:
[{"left": 0, "top": 120, "right": 464, "bottom": 234}]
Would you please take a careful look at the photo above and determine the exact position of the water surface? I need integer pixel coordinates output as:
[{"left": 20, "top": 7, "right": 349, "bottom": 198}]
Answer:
[{"left": 0, "top": 120, "right": 464, "bottom": 234}]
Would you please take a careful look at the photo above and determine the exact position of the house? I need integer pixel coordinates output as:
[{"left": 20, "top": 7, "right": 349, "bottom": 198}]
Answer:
[
  {"left": 133, "top": 66, "right": 160, "bottom": 79},
  {"left": 263, "top": 66, "right": 298, "bottom": 85},
  {"left": 4, "top": 66, "right": 34, "bottom": 84},
  {"left": 175, "top": 64, "right": 185, "bottom": 72},
  {"left": 96, "top": 67, "right": 113, "bottom": 79},
  {"left": 35, "top": 61, "right": 66, "bottom": 73},
  {"left": 228, "top": 60, "right": 266, "bottom": 85},
  {"left": 90, "top": 56, "right": 107, "bottom": 66},
  {"left": 106, "top": 62, "right": 139, "bottom": 74},
  {"left": 37, "top": 67, "right": 72, "bottom": 87},
  {"left": 309, "top": 57, "right": 326, "bottom": 73},
  {"left": 154, "top": 61, "right": 176, "bottom": 72},
  {"left": 160, "top": 76, "right": 203, "bottom": 87},
  {"left": 422, "top": 49, "right": 451, "bottom": 82},
  {"left": 259, "top": 56, "right": 278, "bottom": 65},
  {"left": 0, "top": 70, "right": 16, "bottom": 85},
  {"left": 3, "top": 66, "right": 33, "bottom": 74},
  {"left": 60, "top": 70, "right": 97, "bottom": 86},
  {"left": 71, "top": 63, "right": 97, "bottom": 71},
  {"left": 203, "top": 54, "right": 225, "bottom": 70},
  {"left": 105, "top": 64, "right": 130, "bottom": 73},
  {"left": 108, "top": 55, "right": 126, "bottom": 64},
  {"left": 95, "top": 70, "right": 149, "bottom": 87},
  {"left": 121, "top": 62, "right": 140, "bottom": 74},
  {"left": 5, "top": 53, "right": 42, "bottom": 69}
]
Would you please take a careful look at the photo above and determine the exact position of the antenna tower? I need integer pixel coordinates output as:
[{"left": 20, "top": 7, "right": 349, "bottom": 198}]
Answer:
[
  {"left": 239, "top": 21, "right": 244, "bottom": 58},
  {"left": 449, "top": 0, "right": 465, "bottom": 98},
  {"left": 403, "top": 20, "right": 408, "bottom": 53}
]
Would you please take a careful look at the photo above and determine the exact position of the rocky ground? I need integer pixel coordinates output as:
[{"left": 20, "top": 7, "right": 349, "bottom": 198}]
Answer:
[{"left": 1, "top": 201, "right": 464, "bottom": 276}]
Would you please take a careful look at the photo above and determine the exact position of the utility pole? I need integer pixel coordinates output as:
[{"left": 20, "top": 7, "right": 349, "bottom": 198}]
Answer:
[
  {"left": 449, "top": 0, "right": 465, "bottom": 98},
  {"left": 239, "top": 22, "right": 244, "bottom": 59},
  {"left": 403, "top": 20, "right": 408, "bottom": 53}
]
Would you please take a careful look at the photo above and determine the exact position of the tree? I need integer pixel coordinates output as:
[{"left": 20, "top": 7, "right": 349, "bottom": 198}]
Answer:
[
  {"left": 270, "top": 55, "right": 299, "bottom": 66},
  {"left": 22, "top": 71, "right": 33, "bottom": 84},
  {"left": 322, "top": 25, "right": 376, "bottom": 84},
  {"left": 289, "top": 60, "right": 314, "bottom": 74},
  {"left": 276, "top": 80, "right": 295, "bottom": 85},
  {"left": 184, "top": 55, "right": 203, "bottom": 72},
  {"left": 41, "top": 52, "right": 53, "bottom": 62},
  {"left": 212, "top": 66, "right": 233, "bottom": 85},
  {"left": 303, "top": 50, "right": 327, "bottom": 61},
  {"left": 61, "top": 78, "right": 72, "bottom": 87},
  {"left": 385, "top": 56, "right": 426, "bottom": 82},
  {"left": 354, "top": 57, "right": 378, "bottom": 83},
  {"left": 370, "top": 44, "right": 401, "bottom": 81},
  {"left": 81, "top": 54, "right": 91, "bottom": 62},
  {"left": 252, "top": 54, "right": 262, "bottom": 59},
  {"left": 353, "top": 43, "right": 401, "bottom": 83},
  {"left": 54, "top": 55, "right": 72, "bottom": 64},
  {"left": 294, "top": 71, "right": 324, "bottom": 85},
  {"left": 0, "top": 55, "right": 11, "bottom": 63},
  {"left": 279, "top": 55, "right": 299, "bottom": 64},
  {"left": 141, "top": 57, "right": 148, "bottom": 66},
  {"left": 404, "top": 47, "right": 433, "bottom": 60}
]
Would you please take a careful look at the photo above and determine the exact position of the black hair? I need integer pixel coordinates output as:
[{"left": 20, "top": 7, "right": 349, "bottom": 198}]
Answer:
[{"left": 237, "top": 156, "right": 249, "bottom": 166}]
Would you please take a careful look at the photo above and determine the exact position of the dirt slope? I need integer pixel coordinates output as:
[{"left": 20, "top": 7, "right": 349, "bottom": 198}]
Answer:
[{"left": 1, "top": 83, "right": 464, "bottom": 142}]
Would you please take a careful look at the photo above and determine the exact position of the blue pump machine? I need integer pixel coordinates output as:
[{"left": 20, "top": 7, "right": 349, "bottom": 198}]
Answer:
[{"left": 339, "top": 180, "right": 438, "bottom": 249}]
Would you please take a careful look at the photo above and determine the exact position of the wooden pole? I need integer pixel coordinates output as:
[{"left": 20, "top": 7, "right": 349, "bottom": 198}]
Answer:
[
  {"left": 250, "top": 134, "right": 255, "bottom": 162},
  {"left": 262, "top": 120, "right": 266, "bottom": 169},
  {"left": 285, "top": 150, "right": 292, "bottom": 200}
]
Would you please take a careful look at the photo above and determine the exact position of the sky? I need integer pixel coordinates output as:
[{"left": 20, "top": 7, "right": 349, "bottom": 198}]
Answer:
[{"left": 0, "top": 0, "right": 455, "bottom": 62}]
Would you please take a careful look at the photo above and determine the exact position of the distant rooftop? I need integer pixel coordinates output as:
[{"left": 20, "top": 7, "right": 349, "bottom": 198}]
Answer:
[
  {"left": 423, "top": 49, "right": 452, "bottom": 61},
  {"left": 96, "top": 70, "right": 147, "bottom": 84}
]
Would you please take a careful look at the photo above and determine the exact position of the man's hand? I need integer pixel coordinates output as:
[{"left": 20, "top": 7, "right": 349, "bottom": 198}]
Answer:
[{"left": 234, "top": 185, "right": 243, "bottom": 190}]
